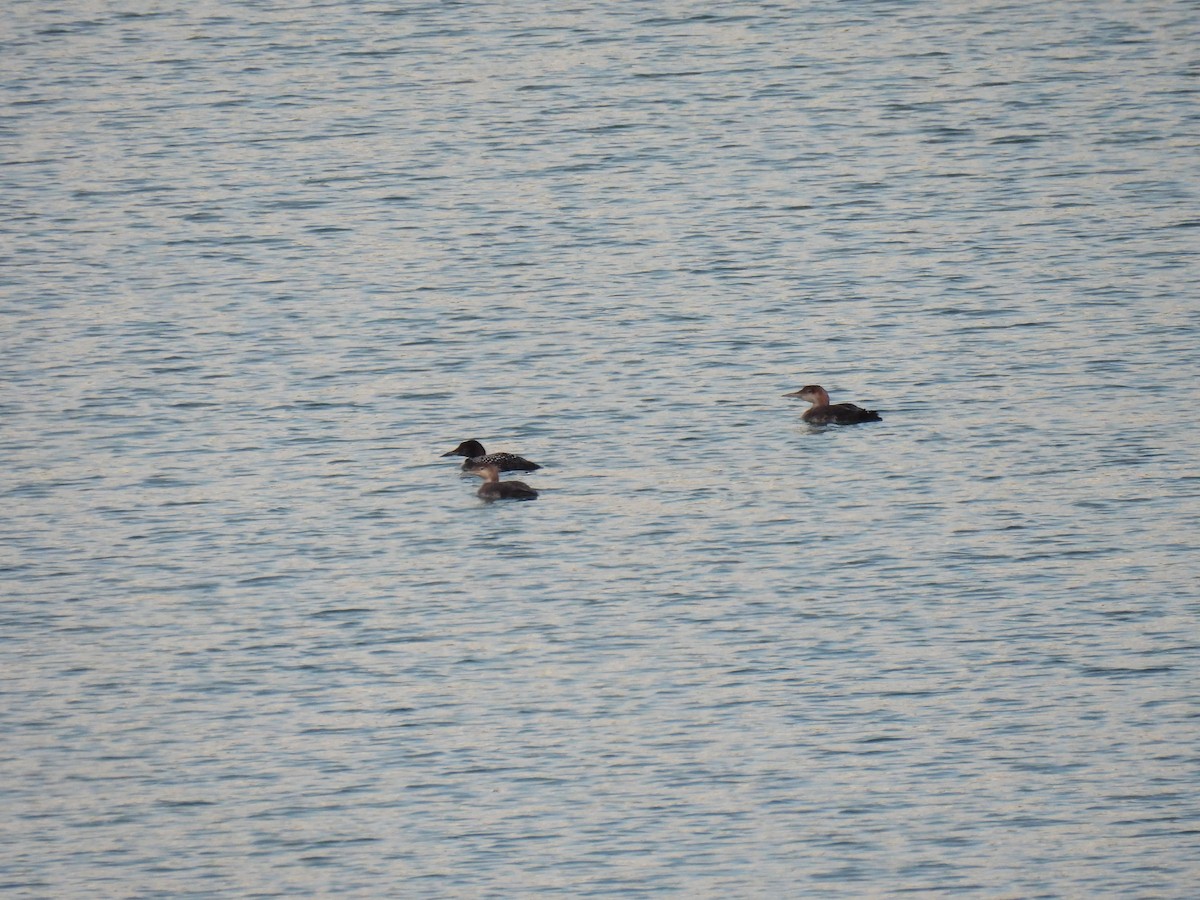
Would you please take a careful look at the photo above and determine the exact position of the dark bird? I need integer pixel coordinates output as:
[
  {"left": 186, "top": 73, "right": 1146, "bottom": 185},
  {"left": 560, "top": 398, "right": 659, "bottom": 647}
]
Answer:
[
  {"left": 467, "top": 462, "right": 539, "bottom": 502},
  {"left": 784, "top": 384, "right": 882, "bottom": 425},
  {"left": 441, "top": 439, "right": 541, "bottom": 473}
]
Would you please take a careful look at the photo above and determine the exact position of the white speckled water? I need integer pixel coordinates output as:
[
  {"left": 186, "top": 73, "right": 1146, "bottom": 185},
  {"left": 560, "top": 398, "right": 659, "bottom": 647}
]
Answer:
[{"left": 3, "top": 1, "right": 1199, "bottom": 896}]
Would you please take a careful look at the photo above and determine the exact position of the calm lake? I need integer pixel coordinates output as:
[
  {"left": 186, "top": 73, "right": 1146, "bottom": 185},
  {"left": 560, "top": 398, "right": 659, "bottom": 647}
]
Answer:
[{"left": 3, "top": 0, "right": 1199, "bottom": 896}]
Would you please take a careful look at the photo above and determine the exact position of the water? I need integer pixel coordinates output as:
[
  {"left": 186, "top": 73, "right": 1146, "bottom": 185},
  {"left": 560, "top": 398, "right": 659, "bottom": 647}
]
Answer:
[{"left": 3, "top": 1, "right": 1199, "bottom": 895}]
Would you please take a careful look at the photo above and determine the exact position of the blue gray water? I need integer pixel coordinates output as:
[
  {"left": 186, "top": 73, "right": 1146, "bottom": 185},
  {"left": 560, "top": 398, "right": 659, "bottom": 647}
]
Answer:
[{"left": 3, "top": 1, "right": 1199, "bottom": 896}]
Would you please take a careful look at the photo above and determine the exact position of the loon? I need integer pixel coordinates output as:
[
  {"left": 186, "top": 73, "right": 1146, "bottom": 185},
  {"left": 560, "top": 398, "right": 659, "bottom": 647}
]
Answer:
[
  {"left": 784, "top": 384, "right": 882, "bottom": 425},
  {"left": 467, "top": 462, "right": 539, "bottom": 502},
  {"left": 441, "top": 439, "right": 541, "bottom": 473}
]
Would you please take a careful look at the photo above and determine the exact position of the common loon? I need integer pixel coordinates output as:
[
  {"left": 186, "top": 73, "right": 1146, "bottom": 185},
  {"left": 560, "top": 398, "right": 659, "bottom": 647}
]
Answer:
[
  {"left": 441, "top": 439, "right": 541, "bottom": 473},
  {"left": 783, "top": 384, "right": 882, "bottom": 425},
  {"left": 467, "top": 462, "right": 539, "bottom": 502}
]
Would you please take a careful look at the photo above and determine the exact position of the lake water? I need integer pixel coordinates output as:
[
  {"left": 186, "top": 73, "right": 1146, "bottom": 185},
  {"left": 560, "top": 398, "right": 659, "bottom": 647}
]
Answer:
[{"left": 3, "top": 1, "right": 1199, "bottom": 896}]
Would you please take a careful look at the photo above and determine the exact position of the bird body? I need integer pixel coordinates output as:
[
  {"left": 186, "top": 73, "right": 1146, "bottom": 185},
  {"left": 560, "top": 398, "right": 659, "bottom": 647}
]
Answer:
[
  {"left": 784, "top": 384, "right": 881, "bottom": 425},
  {"left": 467, "top": 462, "right": 539, "bottom": 502},
  {"left": 441, "top": 439, "right": 541, "bottom": 472}
]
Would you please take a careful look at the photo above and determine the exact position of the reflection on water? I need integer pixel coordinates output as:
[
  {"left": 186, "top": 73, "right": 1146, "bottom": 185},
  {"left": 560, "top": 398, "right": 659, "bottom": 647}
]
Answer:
[{"left": 3, "top": 0, "right": 1198, "bottom": 896}]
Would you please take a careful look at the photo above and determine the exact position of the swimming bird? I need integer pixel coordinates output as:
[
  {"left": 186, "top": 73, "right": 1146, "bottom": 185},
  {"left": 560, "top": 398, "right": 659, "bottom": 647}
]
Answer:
[
  {"left": 467, "top": 462, "right": 539, "bottom": 502},
  {"left": 441, "top": 439, "right": 541, "bottom": 473},
  {"left": 783, "top": 384, "right": 882, "bottom": 425}
]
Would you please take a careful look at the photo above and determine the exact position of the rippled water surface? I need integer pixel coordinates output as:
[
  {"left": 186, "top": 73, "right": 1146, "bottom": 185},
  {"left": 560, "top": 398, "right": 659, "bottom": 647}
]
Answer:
[{"left": 3, "top": 1, "right": 1199, "bottom": 896}]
